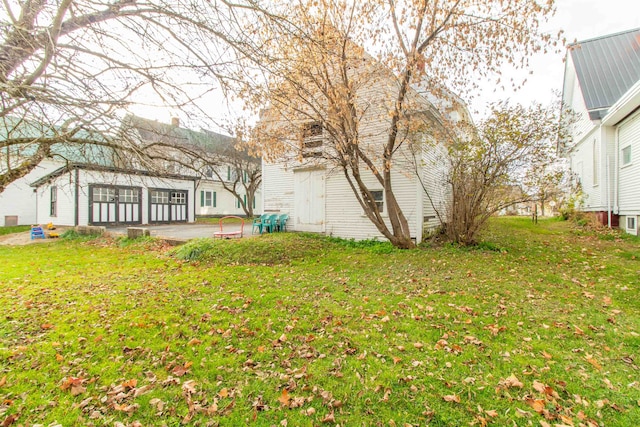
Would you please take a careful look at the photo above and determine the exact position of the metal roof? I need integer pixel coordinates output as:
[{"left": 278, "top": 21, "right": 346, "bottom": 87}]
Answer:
[{"left": 569, "top": 27, "right": 640, "bottom": 120}]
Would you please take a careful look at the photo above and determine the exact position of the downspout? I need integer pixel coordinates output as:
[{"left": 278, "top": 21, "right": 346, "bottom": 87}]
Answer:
[
  {"left": 74, "top": 168, "right": 80, "bottom": 226},
  {"left": 193, "top": 179, "right": 197, "bottom": 223},
  {"left": 606, "top": 155, "right": 611, "bottom": 228},
  {"left": 614, "top": 126, "right": 620, "bottom": 216}
]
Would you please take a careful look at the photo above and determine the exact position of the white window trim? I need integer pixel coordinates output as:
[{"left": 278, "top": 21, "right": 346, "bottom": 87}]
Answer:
[
  {"left": 621, "top": 145, "right": 632, "bottom": 168},
  {"left": 361, "top": 189, "right": 386, "bottom": 217},
  {"left": 627, "top": 216, "right": 637, "bottom": 232}
]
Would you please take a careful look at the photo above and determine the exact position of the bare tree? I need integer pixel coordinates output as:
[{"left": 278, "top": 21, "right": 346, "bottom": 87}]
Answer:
[
  {"left": 0, "top": 0, "right": 263, "bottom": 193},
  {"left": 249, "top": 0, "right": 558, "bottom": 249}
]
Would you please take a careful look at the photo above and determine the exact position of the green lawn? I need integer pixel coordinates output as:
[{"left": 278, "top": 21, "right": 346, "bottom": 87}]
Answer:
[
  {"left": 0, "top": 218, "right": 638, "bottom": 426},
  {"left": 0, "top": 225, "right": 30, "bottom": 236}
]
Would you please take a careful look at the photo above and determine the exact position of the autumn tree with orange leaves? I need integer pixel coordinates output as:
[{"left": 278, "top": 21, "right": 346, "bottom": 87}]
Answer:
[{"left": 249, "top": 0, "right": 560, "bottom": 249}]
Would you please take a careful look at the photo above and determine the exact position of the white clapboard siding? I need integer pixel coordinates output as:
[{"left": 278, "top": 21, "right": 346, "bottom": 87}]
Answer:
[
  {"left": 0, "top": 159, "right": 63, "bottom": 226},
  {"left": 618, "top": 111, "right": 640, "bottom": 215},
  {"left": 262, "top": 160, "right": 296, "bottom": 223},
  {"left": 421, "top": 142, "right": 448, "bottom": 230},
  {"left": 569, "top": 127, "right": 604, "bottom": 211}
]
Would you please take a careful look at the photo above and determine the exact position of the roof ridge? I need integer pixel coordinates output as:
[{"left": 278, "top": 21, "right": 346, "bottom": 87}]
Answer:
[{"left": 568, "top": 27, "right": 640, "bottom": 47}]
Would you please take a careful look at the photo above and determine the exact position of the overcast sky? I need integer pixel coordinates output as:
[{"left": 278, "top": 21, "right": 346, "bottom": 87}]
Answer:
[
  {"left": 130, "top": 0, "right": 640, "bottom": 128},
  {"left": 472, "top": 0, "right": 640, "bottom": 118}
]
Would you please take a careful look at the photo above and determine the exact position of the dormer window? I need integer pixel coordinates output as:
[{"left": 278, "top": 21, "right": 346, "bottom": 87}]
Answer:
[{"left": 301, "top": 121, "right": 324, "bottom": 158}]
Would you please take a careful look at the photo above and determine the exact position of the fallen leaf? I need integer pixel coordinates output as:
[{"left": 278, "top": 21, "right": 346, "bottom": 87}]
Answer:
[
  {"left": 218, "top": 387, "right": 229, "bottom": 398},
  {"left": 586, "top": 355, "right": 602, "bottom": 370},
  {"left": 2, "top": 414, "right": 18, "bottom": 427},
  {"left": 278, "top": 389, "right": 290, "bottom": 406},
  {"left": 41, "top": 323, "right": 54, "bottom": 330},
  {"left": 171, "top": 365, "right": 189, "bottom": 377},
  {"left": 485, "top": 409, "right": 498, "bottom": 417},
  {"left": 502, "top": 374, "right": 523, "bottom": 388},
  {"left": 321, "top": 411, "right": 335, "bottom": 423},
  {"left": 0, "top": 376, "right": 6, "bottom": 388},
  {"left": 187, "top": 338, "right": 202, "bottom": 346},
  {"left": 443, "top": 394, "right": 460, "bottom": 403},
  {"left": 525, "top": 398, "right": 545, "bottom": 413}
]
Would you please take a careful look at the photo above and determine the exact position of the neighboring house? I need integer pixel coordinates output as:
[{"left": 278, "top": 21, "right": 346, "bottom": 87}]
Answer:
[
  {"left": 260, "top": 57, "right": 457, "bottom": 242},
  {"left": 30, "top": 163, "right": 196, "bottom": 226},
  {"left": 561, "top": 28, "right": 640, "bottom": 234},
  {"left": 124, "top": 115, "right": 262, "bottom": 218},
  {"left": 0, "top": 118, "right": 116, "bottom": 227}
]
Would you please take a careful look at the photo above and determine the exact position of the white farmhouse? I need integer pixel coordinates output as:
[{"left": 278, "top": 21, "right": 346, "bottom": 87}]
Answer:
[
  {"left": 561, "top": 28, "right": 640, "bottom": 234},
  {"left": 260, "top": 55, "right": 458, "bottom": 243}
]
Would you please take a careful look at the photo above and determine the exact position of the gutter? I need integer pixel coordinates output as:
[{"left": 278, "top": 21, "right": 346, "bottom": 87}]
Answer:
[{"left": 614, "top": 126, "right": 620, "bottom": 215}]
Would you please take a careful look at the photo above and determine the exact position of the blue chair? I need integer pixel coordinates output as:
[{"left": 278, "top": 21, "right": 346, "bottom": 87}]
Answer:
[
  {"left": 252, "top": 214, "right": 270, "bottom": 234},
  {"left": 276, "top": 214, "right": 289, "bottom": 232},
  {"left": 30, "top": 226, "right": 46, "bottom": 239},
  {"left": 262, "top": 214, "right": 279, "bottom": 233}
]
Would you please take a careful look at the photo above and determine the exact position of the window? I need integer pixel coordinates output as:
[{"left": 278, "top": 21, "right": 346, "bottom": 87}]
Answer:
[
  {"left": 93, "top": 187, "right": 115, "bottom": 202},
  {"left": 118, "top": 188, "right": 139, "bottom": 203},
  {"left": 204, "top": 166, "right": 214, "bottom": 178},
  {"left": 50, "top": 186, "right": 57, "bottom": 217},
  {"left": 593, "top": 139, "right": 599, "bottom": 186},
  {"left": 301, "top": 121, "right": 324, "bottom": 158},
  {"left": 200, "top": 190, "right": 216, "bottom": 207},
  {"left": 622, "top": 145, "right": 632, "bottom": 166},
  {"left": 371, "top": 190, "right": 384, "bottom": 213},
  {"left": 171, "top": 192, "right": 186, "bottom": 205},
  {"left": 627, "top": 216, "right": 636, "bottom": 231},
  {"left": 151, "top": 190, "right": 169, "bottom": 204}
]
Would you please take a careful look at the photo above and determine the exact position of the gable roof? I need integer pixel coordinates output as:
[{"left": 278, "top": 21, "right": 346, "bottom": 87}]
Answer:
[
  {"left": 124, "top": 115, "right": 235, "bottom": 154},
  {"left": 568, "top": 27, "right": 640, "bottom": 120}
]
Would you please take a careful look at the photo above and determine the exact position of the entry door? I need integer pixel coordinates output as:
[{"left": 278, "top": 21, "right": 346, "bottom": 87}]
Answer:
[{"left": 294, "top": 169, "right": 325, "bottom": 232}]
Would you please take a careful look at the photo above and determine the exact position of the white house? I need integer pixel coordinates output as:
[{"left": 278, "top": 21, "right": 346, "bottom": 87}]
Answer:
[
  {"left": 260, "top": 52, "right": 456, "bottom": 243},
  {"left": 124, "top": 115, "right": 262, "bottom": 218},
  {"left": 30, "top": 164, "right": 197, "bottom": 226},
  {"left": 1, "top": 115, "right": 262, "bottom": 228},
  {"left": 561, "top": 28, "right": 640, "bottom": 234}
]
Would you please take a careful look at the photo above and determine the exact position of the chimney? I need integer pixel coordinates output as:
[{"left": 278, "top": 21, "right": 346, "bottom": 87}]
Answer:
[{"left": 171, "top": 117, "right": 179, "bottom": 127}]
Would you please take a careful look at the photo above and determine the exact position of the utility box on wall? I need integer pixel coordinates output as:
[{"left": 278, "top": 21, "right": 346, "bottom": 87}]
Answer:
[{"left": 4, "top": 216, "right": 18, "bottom": 227}]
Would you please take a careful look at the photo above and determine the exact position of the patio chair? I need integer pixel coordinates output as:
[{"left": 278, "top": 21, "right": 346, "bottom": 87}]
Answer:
[
  {"left": 276, "top": 214, "right": 289, "bottom": 232},
  {"left": 213, "top": 216, "right": 244, "bottom": 239},
  {"left": 252, "top": 214, "right": 270, "bottom": 234},
  {"left": 262, "top": 213, "right": 279, "bottom": 233}
]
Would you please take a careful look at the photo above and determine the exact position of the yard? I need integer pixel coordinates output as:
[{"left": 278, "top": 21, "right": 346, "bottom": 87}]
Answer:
[{"left": 0, "top": 218, "right": 638, "bottom": 426}]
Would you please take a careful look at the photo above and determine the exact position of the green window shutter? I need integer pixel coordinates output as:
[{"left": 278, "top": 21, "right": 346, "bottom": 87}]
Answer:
[
  {"left": 200, "top": 191, "right": 204, "bottom": 207},
  {"left": 227, "top": 166, "right": 230, "bottom": 180},
  {"left": 213, "top": 192, "right": 216, "bottom": 208},
  {"left": 253, "top": 196, "right": 256, "bottom": 209},
  {"left": 244, "top": 194, "right": 247, "bottom": 206}
]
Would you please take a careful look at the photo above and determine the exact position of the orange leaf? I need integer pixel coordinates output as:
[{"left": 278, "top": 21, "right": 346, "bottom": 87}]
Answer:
[
  {"left": 525, "top": 398, "right": 545, "bottom": 413},
  {"left": 278, "top": 389, "right": 291, "bottom": 406},
  {"left": 41, "top": 323, "right": 54, "bottom": 330},
  {"left": 55, "top": 353, "right": 64, "bottom": 362},
  {"left": 218, "top": 388, "right": 229, "bottom": 398},
  {"left": 0, "top": 376, "right": 6, "bottom": 388},
  {"left": 122, "top": 379, "right": 138, "bottom": 389}
]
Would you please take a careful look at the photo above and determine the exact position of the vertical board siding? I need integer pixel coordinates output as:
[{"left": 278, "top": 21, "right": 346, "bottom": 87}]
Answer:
[{"left": 618, "top": 112, "right": 640, "bottom": 214}]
